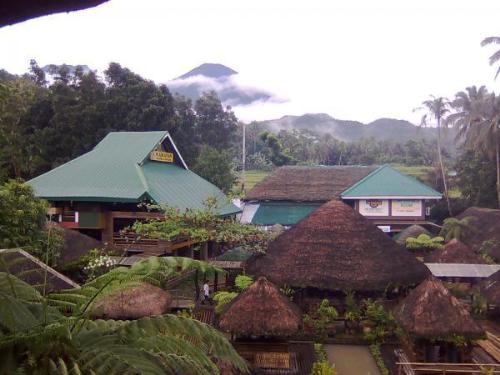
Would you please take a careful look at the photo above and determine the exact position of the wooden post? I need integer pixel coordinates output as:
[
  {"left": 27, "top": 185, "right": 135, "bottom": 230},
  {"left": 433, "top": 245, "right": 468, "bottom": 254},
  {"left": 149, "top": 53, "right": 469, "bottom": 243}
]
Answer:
[
  {"left": 214, "top": 272, "right": 218, "bottom": 292},
  {"left": 201, "top": 242, "right": 208, "bottom": 261},
  {"left": 194, "top": 269, "right": 200, "bottom": 302},
  {"left": 188, "top": 247, "right": 194, "bottom": 259}
]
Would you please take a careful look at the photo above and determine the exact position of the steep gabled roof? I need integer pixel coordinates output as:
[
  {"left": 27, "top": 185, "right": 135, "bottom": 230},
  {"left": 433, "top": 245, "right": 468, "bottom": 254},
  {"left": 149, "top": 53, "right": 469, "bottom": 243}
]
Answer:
[
  {"left": 245, "top": 166, "right": 376, "bottom": 202},
  {"left": 424, "top": 239, "right": 486, "bottom": 264},
  {"left": 341, "top": 165, "right": 442, "bottom": 199},
  {"left": 394, "top": 277, "right": 484, "bottom": 339},
  {"left": 246, "top": 200, "right": 429, "bottom": 292},
  {"left": 28, "top": 131, "right": 239, "bottom": 215},
  {"left": 219, "top": 277, "right": 301, "bottom": 336}
]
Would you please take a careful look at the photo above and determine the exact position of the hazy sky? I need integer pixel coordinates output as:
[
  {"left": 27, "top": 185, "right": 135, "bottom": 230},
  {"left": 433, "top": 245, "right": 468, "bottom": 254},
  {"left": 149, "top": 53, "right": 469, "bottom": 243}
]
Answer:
[{"left": 1, "top": 0, "right": 499, "bottom": 123}]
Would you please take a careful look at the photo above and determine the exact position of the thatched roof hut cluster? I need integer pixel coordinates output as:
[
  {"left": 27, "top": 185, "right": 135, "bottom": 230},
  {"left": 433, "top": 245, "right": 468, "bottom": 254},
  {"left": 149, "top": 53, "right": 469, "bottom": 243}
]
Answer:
[
  {"left": 219, "top": 277, "right": 301, "bottom": 337},
  {"left": 425, "top": 239, "right": 486, "bottom": 264},
  {"left": 92, "top": 282, "right": 171, "bottom": 319},
  {"left": 247, "top": 200, "right": 429, "bottom": 292},
  {"left": 394, "top": 277, "right": 484, "bottom": 339}
]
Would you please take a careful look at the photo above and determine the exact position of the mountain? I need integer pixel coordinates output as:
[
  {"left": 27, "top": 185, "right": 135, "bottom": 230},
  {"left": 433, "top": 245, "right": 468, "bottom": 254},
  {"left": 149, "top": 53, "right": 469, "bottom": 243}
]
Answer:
[
  {"left": 176, "top": 63, "right": 237, "bottom": 79},
  {"left": 168, "top": 63, "right": 276, "bottom": 106},
  {"left": 259, "top": 113, "right": 457, "bottom": 146}
]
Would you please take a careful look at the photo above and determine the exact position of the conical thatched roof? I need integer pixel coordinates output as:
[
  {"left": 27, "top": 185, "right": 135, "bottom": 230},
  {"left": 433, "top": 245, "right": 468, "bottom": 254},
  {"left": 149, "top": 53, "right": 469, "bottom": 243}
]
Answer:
[
  {"left": 92, "top": 282, "right": 171, "bottom": 319},
  {"left": 394, "top": 277, "right": 484, "bottom": 339},
  {"left": 394, "top": 225, "right": 431, "bottom": 245},
  {"left": 219, "top": 277, "right": 301, "bottom": 336},
  {"left": 424, "top": 239, "right": 486, "bottom": 264},
  {"left": 247, "top": 200, "right": 429, "bottom": 292},
  {"left": 478, "top": 270, "right": 500, "bottom": 305}
]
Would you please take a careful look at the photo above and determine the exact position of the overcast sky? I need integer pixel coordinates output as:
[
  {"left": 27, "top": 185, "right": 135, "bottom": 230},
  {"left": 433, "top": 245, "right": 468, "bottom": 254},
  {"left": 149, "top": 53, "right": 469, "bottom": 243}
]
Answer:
[{"left": 1, "top": 0, "right": 499, "bottom": 123}]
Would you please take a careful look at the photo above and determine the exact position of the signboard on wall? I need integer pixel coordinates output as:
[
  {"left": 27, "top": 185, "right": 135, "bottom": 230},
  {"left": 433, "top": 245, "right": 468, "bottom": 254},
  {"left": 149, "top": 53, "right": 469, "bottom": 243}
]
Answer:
[
  {"left": 392, "top": 200, "right": 421, "bottom": 217},
  {"left": 150, "top": 150, "right": 174, "bottom": 163},
  {"left": 358, "top": 199, "right": 389, "bottom": 216}
]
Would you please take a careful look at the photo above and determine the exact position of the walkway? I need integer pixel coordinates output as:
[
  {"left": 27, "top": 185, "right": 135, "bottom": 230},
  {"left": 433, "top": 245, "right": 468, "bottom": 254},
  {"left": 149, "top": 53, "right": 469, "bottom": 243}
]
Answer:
[{"left": 324, "top": 344, "right": 381, "bottom": 375}]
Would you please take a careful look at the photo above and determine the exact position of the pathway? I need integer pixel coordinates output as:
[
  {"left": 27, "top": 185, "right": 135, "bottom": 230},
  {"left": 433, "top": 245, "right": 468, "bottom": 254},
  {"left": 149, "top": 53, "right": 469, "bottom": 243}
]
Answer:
[{"left": 324, "top": 344, "right": 381, "bottom": 375}]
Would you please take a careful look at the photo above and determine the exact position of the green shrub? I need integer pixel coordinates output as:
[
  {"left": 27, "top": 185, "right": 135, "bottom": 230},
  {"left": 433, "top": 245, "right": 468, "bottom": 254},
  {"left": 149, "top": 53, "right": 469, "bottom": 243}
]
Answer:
[
  {"left": 369, "top": 344, "right": 389, "bottom": 375},
  {"left": 406, "top": 234, "right": 444, "bottom": 251},
  {"left": 303, "top": 299, "right": 338, "bottom": 341},
  {"left": 213, "top": 291, "right": 238, "bottom": 314},
  {"left": 235, "top": 274, "right": 253, "bottom": 291},
  {"left": 311, "top": 361, "right": 336, "bottom": 375},
  {"left": 363, "top": 300, "right": 401, "bottom": 343}
]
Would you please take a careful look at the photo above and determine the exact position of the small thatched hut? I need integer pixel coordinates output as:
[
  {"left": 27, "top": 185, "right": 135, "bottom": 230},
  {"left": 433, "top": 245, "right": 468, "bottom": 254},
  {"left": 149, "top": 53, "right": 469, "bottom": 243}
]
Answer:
[
  {"left": 424, "top": 239, "right": 486, "bottom": 264},
  {"left": 394, "top": 224, "right": 431, "bottom": 246},
  {"left": 478, "top": 270, "right": 500, "bottom": 312},
  {"left": 247, "top": 200, "right": 429, "bottom": 297},
  {"left": 92, "top": 282, "right": 171, "bottom": 319},
  {"left": 394, "top": 277, "right": 484, "bottom": 363},
  {"left": 219, "top": 277, "right": 301, "bottom": 337}
]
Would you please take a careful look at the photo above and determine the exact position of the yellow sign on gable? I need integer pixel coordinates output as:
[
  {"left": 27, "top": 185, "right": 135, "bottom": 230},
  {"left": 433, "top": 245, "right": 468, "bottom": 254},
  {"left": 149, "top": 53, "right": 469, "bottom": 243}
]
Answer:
[{"left": 150, "top": 150, "right": 174, "bottom": 163}]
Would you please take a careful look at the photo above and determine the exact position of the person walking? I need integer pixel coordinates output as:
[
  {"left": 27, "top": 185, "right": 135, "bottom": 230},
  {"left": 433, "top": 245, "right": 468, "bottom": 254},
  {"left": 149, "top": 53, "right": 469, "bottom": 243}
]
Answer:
[{"left": 203, "top": 279, "right": 212, "bottom": 304}]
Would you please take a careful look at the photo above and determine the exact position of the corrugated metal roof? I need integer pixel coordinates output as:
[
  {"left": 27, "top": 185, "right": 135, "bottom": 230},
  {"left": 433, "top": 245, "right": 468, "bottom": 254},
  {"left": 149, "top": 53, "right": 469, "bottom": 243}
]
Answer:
[
  {"left": 341, "top": 165, "right": 442, "bottom": 198},
  {"left": 28, "top": 131, "right": 239, "bottom": 215},
  {"left": 425, "top": 263, "right": 500, "bottom": 278},
  {"left": 251, "top": 202, "right": 322, "bottom": 225}
]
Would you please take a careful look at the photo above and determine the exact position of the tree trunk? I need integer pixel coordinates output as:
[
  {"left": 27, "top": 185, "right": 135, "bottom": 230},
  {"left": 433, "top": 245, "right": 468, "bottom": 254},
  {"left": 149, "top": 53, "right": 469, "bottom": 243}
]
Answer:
[
  {"left": 496, "top": 135, "right": 500, "bottom": 208},
  {"left": 437, "top": 117, "right": 452, "bottom": 216}
]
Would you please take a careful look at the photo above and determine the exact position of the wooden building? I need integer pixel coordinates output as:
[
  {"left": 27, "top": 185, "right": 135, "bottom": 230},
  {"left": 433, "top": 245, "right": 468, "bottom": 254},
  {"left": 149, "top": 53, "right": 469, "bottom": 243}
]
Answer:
[
  {"left": 28, "top": 131, "right": 239, "bottom": 255},
  {"left": 394, "top": 277, "right": 484, "bottom": 363},
  {"left": 246, "top": 200, "right": 429, "bottom": 307},
  {"left": 242, "top": 165, "right": 441, "bottom": 234}
]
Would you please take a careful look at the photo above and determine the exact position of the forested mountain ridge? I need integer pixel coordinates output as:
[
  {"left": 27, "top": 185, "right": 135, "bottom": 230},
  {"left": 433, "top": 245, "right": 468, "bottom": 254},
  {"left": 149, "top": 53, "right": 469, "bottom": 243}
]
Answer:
[{"left": 259, "top": 113, "right": 457, "bottom": 145}]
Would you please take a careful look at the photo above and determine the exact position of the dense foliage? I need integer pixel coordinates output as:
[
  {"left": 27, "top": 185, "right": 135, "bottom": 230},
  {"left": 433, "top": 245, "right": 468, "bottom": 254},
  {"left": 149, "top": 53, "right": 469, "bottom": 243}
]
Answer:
[
  {"left": 132, "top": 204, "right": 271, "bottom": 252},
  {"left": 405, "top": 234, "right": 444, "bottom": 251},
  {"left": 0, "top": 256, "right": 248, "bottom": 374},
  {"left": 0, "top": 62, "right": 239, "bottom": 192}
]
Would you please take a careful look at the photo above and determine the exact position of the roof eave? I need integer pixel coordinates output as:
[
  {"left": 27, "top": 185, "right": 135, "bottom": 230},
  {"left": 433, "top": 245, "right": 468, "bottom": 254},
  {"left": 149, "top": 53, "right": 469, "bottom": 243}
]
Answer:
[{"left": 341, "top": 195, "right": 442, "bottom": 200}]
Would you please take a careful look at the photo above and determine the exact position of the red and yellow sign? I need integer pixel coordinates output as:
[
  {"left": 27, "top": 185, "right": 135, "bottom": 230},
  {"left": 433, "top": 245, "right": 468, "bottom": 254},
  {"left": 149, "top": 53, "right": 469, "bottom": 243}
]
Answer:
[{"left": 150, "top": 150, "right": 174, "bottom": 163}]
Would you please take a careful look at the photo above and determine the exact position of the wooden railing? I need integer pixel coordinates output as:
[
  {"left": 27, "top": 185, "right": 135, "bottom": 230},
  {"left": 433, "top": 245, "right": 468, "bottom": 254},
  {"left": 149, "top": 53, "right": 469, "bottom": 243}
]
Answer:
[
  {"left": 112, "top": 232, "right": 198, "bottom": 256},
  {"left": 395, "top": 362, "right": 500, "bottom": 374}
]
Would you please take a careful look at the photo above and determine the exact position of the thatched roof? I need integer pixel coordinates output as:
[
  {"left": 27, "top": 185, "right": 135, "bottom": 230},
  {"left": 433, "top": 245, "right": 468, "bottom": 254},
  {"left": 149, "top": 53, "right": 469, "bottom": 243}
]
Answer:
[
  {"left": 245, "top": 166, "right": 376, "bottom": 202},
  {"left": 394, "top": 277, "right": 484, "bottom": 339},
  {"left": 219, "top": 277, "right": 301, "bottom": 336},
  {"left": 246, "top": 200, "right": 429, "bottom": 292},
  {"left": 393, "top": 225, "right": 431, "bottom": 246},
  {"left": 456, "top": 207, "right": 500, "bottom": 261},
  {"left": 92, "top": 282, "right": 171, "bottom": 319},
  {"left": 424, "top": 239, "right": 486, "bottom": 264},
  {"left": 1, "top": 0, "right": 108, "bottom": 27},
  {"left": 478, "top": 270, "right": 500, "bottom": 305}
]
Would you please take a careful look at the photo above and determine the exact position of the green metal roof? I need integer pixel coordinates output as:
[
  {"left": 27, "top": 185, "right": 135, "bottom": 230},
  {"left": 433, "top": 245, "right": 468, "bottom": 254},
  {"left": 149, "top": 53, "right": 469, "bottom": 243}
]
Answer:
[
  {"left": 28, "top": 131, "right": 239, "bottom": 216},
  {"left": 341, "top": 165, "right": 442, "bottom": 199},
  {"left": 251, "top": 202, "right": 322, "bottom": 226}
]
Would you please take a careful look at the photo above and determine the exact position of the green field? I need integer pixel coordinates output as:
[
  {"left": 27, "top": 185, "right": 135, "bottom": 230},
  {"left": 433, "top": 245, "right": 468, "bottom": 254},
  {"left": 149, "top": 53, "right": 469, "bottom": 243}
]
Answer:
[
  {"left": 235, "top": 170, "right": 270, "bottom": 192},
  {"left": 391, "top": 164, "right": 434, "bottom": 180}
]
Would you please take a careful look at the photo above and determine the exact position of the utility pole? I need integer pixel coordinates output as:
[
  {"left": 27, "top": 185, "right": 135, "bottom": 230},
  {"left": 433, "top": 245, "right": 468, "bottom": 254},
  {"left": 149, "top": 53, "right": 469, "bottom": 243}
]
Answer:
[{"left": 241, "top": 122, "right": 246, "bottom": 192}]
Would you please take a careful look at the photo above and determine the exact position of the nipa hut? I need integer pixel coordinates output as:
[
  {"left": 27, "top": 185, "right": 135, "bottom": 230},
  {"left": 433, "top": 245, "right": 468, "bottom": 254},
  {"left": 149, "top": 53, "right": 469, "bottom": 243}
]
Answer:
[
  {"left": 394, "top": 277, "right": 484, "bottom": 363},
  {"left": 219, "top": 277, "right": 313, "bottom": 374},
  {"left": 424, "top": 239, "right": 486, "bottom": 264},
  {"left": 91, "top": 282, "right": 171, "bottom": 319},
  {"left": 247, "top": 200, "right": 429, "bottom": 301},
  {"left": 219, "top": 276, "right": 301, "bottom": 337}
]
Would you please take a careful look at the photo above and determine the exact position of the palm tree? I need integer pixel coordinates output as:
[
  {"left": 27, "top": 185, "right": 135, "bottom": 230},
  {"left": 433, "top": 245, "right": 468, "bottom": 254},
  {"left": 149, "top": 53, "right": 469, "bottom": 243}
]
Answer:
[
  {"left": 416, "top": 96, "right": 452, "bottom": 215},
  {"left": 449, "top": 88, "right": 500, "bottom": 207},
  {"left": 439, "top": 216, "right": 476, "bottom": 242},
  {"left": 0, "top": 257, "right": 248, "bottom": 375},
  {"left": 481, "top": 36, "right": 500, "bottom": 78}
]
